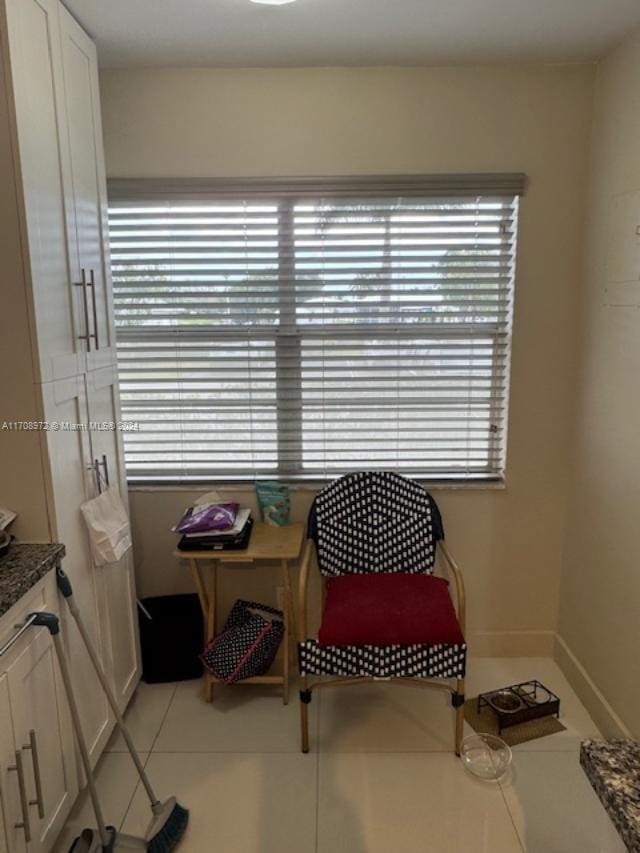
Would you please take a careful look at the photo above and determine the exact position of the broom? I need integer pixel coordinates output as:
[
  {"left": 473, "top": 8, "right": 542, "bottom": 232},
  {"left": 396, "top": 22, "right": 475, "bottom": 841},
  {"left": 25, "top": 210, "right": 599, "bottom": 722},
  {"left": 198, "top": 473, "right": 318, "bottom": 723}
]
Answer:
[{"left": 56, "top": 567, "right": 189, "bottom": 852}]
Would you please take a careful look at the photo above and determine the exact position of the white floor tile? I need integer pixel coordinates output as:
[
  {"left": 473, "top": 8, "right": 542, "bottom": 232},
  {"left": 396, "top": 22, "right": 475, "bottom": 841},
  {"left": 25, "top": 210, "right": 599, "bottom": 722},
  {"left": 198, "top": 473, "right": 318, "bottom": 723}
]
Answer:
[
  {"left": 154, "top": 678, "right": 316, "bottom": 752},
  {"left": 317, "top": 681, "right": 470, "bottom": 752},
  {"left": 56, "top": 657, "right": 622, "bottom": 853},
  {"left": 318, "top": 752, "right": 523, "bottom": 853},
  {"left": 121, "top": 752, "right": 318, "bottom": 853},
  {"left": 316, "top": 657, "right": 599, "bottom": 754},
  {"left": 107, "top": 680, "right": 177, "bottom": 752},
  {"left": 466, "top": 658, "right": 601, "bottom": 750},
  {"left": 500, "top": 751, "right": 626, "bottom": 853},
  {"left": 53, "top": 752, "right": 148, "bottom": 852}
]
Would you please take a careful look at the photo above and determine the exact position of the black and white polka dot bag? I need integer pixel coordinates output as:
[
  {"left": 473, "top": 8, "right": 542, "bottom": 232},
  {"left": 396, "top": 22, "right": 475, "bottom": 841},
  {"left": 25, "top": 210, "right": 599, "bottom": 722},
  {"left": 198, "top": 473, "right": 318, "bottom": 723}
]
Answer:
[{"left": 201, "top": 599, "right": 284, "bottom": 684}]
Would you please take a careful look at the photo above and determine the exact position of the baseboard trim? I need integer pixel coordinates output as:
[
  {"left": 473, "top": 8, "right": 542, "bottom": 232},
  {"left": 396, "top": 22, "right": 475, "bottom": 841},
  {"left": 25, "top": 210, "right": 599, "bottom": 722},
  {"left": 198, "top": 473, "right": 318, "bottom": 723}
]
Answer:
[
  {"left": 554, "top": 634, "right": 631, "bottom": 738},
  {"left": 469, "top": 630, "right": 556, "bottom": 657}
]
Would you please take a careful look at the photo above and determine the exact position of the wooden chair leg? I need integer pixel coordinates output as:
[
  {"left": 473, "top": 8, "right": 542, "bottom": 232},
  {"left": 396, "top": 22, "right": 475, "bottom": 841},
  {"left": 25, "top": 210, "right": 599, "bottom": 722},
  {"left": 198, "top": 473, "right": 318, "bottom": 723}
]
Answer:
[
  {"left": 455, "top": 677, "right": 465, "bottom": 756},
  {"left": 205, "top": 673, "right": 215, "bottom": 704},
  {"left": 300, "top": 677, "right": 311, "bottom": 753},
  {"left": 282, "top": 560, "right": 292, "bottom": 706},
  {"left": 300, "top": 702, "right": 310, "bottom": 754}
]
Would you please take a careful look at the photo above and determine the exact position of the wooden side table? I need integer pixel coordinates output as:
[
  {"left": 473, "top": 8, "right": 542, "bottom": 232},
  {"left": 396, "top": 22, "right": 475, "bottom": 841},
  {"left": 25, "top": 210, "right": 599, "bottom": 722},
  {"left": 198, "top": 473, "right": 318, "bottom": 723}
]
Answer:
[{"left": 174, "top": 521, "right": 305, "bottom": 704}]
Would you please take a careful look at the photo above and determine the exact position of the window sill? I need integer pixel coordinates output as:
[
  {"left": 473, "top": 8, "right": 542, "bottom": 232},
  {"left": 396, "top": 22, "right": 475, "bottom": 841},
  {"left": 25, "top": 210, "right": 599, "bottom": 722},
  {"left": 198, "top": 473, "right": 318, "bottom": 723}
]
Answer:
[{"left": 127, "top": 478, "right": 507, "bottom": 493}]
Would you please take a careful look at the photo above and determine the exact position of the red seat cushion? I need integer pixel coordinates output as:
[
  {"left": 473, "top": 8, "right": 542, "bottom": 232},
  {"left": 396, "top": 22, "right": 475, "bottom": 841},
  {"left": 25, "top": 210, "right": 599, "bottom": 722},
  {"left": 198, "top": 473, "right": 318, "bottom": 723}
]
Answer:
[{"left": 318, "top": 573, "right": 464, "bottom": 647}]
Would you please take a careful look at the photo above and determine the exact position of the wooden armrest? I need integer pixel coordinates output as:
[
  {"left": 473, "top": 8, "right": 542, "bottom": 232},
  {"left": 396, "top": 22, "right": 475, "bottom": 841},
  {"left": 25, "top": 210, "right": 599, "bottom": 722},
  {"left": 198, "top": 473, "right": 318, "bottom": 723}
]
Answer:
[
  {"left": 438, "top": 541, "right": 466, "bottom": 636},
  {"left": 298, "top": 539, "right": 314, "bottom": 643}
]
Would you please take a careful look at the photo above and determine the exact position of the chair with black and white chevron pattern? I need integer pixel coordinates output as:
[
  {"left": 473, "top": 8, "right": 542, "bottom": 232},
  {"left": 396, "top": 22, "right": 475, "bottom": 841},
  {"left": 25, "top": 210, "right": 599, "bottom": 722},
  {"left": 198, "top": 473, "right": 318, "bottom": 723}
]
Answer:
[{"left": 297, "top": 471, "right": 467, "bottom": 754}]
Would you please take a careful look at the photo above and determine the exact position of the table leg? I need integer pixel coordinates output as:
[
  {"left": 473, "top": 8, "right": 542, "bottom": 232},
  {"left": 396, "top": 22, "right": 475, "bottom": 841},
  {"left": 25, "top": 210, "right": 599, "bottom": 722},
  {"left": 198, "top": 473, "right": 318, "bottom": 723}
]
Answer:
[
  {"left": 188, "top": 559, "right": 213, "bottom": 703},
  {"left": 281, "top": 559, "right": 293, "bottom": 706},
  {"left": 205, "top": 561, "right": 217, "bottom": 703},
  {"left": 285, "top": 560, "right": 298, "bottom": 641},
  {"left": 188, "top": 558, "right": 209, "bottom": 618}
]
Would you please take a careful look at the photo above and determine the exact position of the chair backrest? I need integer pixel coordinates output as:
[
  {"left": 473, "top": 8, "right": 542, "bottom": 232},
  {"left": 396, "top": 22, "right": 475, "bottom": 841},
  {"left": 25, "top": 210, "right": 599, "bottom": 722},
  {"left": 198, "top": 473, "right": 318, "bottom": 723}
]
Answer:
[{"left": 308, "top": 471, "right": 444, "bottom": 577}]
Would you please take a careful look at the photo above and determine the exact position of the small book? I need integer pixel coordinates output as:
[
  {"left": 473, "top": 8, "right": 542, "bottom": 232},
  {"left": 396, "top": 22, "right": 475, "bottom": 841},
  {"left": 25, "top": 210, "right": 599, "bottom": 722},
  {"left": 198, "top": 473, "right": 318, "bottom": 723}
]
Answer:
[{"left": 177, "top": 516, "right": 253, "bottom": 552}]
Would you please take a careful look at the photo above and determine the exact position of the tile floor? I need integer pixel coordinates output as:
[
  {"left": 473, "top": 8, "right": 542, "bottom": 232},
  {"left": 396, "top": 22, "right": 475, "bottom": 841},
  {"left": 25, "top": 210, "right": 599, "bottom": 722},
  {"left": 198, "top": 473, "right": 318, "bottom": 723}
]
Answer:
[{"left": 54, "top": 658, "right": 626, "bottom": 853}]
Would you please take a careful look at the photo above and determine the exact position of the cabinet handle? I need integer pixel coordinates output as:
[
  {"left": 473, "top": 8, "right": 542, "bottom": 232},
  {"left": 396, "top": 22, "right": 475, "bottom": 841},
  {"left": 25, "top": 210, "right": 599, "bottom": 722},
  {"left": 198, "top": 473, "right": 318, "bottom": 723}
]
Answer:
[
  {"left": 0, "top": 613, "right": 38, "bottom": 658},
  {"left": 101, "top": 453, "right": 110, "bottom": 486},
  {"left": 91, "top": 455, "right": 110, "bottom": 494},
  {"left": 9, "top": 750, "right": 32, "bottom": 843},
  {"left": 23, "top": 730, "right": 45, "bottom": 819},
  {"left": 88, "top": 268, "right": 100, "bottom": 350},
  {"left": 74, "top": 268, "right": 93, "bottom": 353},
  {"left": 93, "top": 458, "right": 102, "bottom": 494}
]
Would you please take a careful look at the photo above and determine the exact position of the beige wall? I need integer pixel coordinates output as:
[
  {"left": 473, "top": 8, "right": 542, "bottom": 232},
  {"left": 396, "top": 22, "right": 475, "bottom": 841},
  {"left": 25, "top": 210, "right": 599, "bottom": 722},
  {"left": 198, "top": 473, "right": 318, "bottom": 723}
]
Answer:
[
  {"left": 100, "top": 65, "right": 595, "bottom": 652},
  {"left": 558, "top": 31, "right": 640, "bottom": 735}
]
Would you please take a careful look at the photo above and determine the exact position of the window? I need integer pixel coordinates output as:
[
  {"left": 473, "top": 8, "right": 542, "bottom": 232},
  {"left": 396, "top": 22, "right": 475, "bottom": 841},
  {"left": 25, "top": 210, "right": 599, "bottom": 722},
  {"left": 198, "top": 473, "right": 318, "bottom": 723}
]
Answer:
[{"left": 108, "top": 174, "right": 523, "bottom": 483}]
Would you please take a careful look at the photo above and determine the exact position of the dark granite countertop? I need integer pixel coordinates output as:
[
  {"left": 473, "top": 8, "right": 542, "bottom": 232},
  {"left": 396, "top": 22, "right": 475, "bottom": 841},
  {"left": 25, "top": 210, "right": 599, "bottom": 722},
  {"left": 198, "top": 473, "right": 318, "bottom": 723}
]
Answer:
[
  {"left": 581, "top": 738, "right": 640, "bottom": 852},
  {"left": 0, "top": 543, "right": 65, "bottom": 619}
]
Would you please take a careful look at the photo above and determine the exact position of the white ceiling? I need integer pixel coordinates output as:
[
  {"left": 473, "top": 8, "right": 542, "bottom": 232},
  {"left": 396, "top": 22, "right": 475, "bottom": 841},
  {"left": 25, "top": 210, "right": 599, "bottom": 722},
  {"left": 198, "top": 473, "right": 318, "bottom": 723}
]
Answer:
[{"left": 64, "top": 0, "right": 640, "bottom": 68}]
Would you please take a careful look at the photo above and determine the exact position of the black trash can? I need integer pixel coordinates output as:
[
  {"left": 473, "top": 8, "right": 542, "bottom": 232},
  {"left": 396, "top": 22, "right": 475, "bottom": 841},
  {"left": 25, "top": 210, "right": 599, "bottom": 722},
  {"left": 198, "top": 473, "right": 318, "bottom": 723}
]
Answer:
[{"left": 138, "top": 593, "right": 204, "bottom": 683}]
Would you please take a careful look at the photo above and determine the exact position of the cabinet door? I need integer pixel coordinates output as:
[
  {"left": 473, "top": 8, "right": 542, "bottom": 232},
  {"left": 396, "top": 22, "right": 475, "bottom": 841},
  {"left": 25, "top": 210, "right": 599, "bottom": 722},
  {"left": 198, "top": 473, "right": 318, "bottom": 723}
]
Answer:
[
  {"left": 41, "top": 377, "right": 113, "bottom": 765},
  {"left": 3, "top": 0, "right": 85, "bottom": 381},
  {"left": 0, "top": 675, "right": 26, "bottom": 853},
  {"left": 86, "top": 367, "right": 141, "bottom": 711},
  {"left": 58, "top": 5, "right": 116, "bottom": 372},
  {"left": 6, "top": 627, "right": 76, "bottom": 853}
]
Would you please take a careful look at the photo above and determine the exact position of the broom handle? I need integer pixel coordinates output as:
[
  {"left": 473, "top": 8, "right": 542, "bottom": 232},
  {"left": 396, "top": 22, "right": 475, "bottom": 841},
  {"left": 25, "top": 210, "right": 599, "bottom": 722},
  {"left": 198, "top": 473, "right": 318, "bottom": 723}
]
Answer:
[
  {"left": 57, "top": 568, "right": 159, "bottom": 807},
  {"left": 47, "top": 625, "right": 111, "bottom": 848}
]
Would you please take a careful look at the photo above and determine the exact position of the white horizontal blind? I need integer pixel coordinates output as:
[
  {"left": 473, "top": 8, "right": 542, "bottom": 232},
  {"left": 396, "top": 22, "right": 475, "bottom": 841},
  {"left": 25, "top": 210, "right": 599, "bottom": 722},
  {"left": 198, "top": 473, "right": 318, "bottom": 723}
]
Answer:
[{"left": 108, "top": 176, "right": 522, "bottom": 482}]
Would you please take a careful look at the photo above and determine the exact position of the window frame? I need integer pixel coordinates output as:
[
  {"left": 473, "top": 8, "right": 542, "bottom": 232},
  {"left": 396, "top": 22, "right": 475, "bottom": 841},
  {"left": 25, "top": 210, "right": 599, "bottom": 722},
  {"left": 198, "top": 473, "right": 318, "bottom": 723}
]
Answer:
[{"left": 108, "top": 174, "right": 525, "bottom": 485}]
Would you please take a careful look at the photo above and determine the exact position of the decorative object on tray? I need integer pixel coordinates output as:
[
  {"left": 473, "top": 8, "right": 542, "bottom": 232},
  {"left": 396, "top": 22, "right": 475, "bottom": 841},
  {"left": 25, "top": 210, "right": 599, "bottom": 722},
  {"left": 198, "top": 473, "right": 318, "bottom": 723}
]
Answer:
[
  {"left": 460, "top": 733, "right": 512, "bottom": 781},
  {"left": 255, "top": 481, "right": 290, "bottom": 526},
  {"left": 201, "top": 599, "right": 284, "bottom": 684}
]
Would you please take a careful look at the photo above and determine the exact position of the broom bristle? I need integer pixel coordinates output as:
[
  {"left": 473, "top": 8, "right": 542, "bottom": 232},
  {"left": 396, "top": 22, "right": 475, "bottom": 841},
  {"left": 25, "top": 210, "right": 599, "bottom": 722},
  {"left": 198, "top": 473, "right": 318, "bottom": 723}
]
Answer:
[{"left": 147, "top": 801, "right": 189, "bottom": 853}]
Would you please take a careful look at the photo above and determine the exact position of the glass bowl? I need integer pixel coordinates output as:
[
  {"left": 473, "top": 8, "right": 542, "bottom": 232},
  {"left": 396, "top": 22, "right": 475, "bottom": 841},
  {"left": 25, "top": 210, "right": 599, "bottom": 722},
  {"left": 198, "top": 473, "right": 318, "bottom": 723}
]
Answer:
[{"left": 460, "top": 733, "right": 512, "bottom": 781}]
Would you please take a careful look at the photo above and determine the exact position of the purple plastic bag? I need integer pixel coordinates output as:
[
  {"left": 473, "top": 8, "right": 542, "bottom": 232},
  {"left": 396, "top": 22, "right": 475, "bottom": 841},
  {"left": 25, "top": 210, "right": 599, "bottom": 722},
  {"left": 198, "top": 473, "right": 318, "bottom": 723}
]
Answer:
[{"left": 173, "top": 502, "right": 239, "bottom": 534}]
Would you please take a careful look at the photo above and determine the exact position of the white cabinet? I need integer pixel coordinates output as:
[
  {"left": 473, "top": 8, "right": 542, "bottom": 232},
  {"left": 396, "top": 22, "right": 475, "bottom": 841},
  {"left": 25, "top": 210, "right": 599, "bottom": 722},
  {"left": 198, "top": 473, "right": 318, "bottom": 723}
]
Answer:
[
  {"left": 58, "top": 6, "right": 117, "bottom": 372},
  {"left": 38, "top": 369, "right": 141, "bottom": 756},
  {"left": 3, "top": 0, "right": 85, "bottom": 382},
  {"left": 41, "top": 378, "right": 113, "bottom": 765},
  {"left": 38, "top": 369, "right": 141, "bottom": 759},
  {"left": 85, "top": 369, "right": 140, "bottom": 711},
  {"left": 4, "top": 0, "right": 117, "bottom": 380},
  {"left": 6, "top": 627, "right": 75, "bottom": 853},
  {"left": 99, "top": 555, "right": 139, "bottom": 712},
  {"left": 0, "top": 674, "right": 25, "bottom": 853},
  {"left": 0, "top": 574, "right": 77, "bottom": 853}
]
